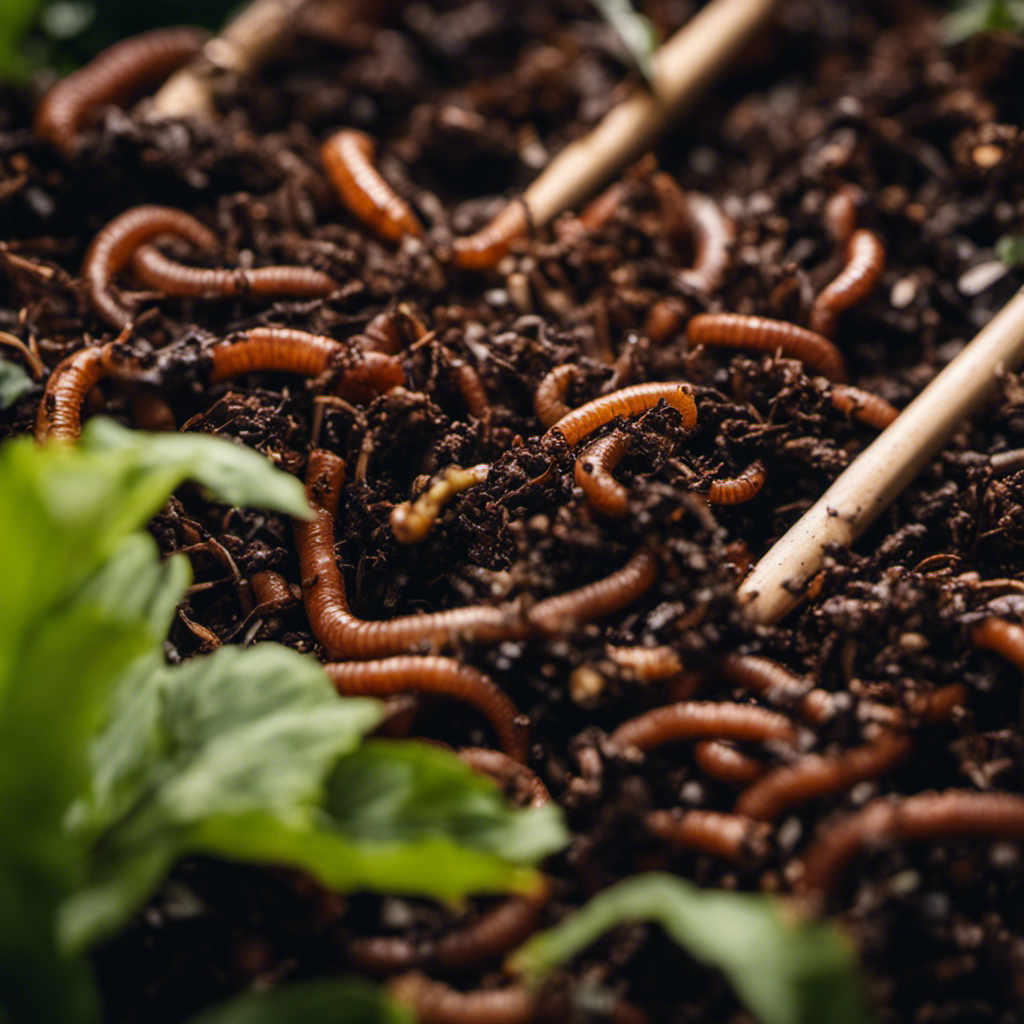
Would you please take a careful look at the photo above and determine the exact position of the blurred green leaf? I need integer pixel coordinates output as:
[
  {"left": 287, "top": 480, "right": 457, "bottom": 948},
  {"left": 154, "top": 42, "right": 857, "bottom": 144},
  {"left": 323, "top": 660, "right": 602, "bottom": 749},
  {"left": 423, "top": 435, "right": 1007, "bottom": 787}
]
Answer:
[
  {"left": 943, "top": 0, "right": 1024, "bottom": 42},
  {"left": 0, "top": 0, "right": 47, "bottom": 79},
  {"left": 0, "top": 358, "right": 33, "bottom": 408},
  {"left": 590, "top": 0, "right": 658, "bottom": 83},
  {"left": 997, "top": 234, "right": 1024, "bottom": 267}
]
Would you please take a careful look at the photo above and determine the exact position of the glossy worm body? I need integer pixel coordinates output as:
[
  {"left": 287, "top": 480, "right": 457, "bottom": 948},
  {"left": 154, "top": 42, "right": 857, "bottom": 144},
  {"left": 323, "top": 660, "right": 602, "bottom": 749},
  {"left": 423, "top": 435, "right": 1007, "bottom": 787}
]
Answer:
[
  {"left": 249, "top": 570, "right": 296, "bottom": 611},
  {"left": 574, "top": 430, "right": 632, "bottom": 518},
  {"left": 534, "top": 365, "right": 576, "bottom": 428},
  {"left": 676, "top": 191, "right": 734, "bottom": 294},
  {"left": 970, "top": 617, "right": 1024, "bottom": 672},
  {"left": 734, "top": 730, "right": 913, "bottom": 821},
  {"left": 798, "top": 790, "right": 1024, "bottom": 896},
  {"left": 34, "top": 26, "right": 207, "bottom": 156},
  {"left": 809, "top": 229, "right": 886, "bottom": 338},
  {"left": 545, "top": 382, "right": 697, "bottom": 447},
  {"left": 130, "top": 244, "right": 337, "bottom": 300},
  {"left": 830, "top": 384, "right": 899, "bottom": 430},
  {"left": 605, "top": 644, "right": 683, "bottom": 683},
  {"left": 693, "top": 740, "right": 764, "bottom": 786},
  {"left": 646, "top": 809, "right": 770, "bottom": 864},
  {"left": 458, "top": 747, "right": 551, "bottom": 808},
  {"left": 823, "top": 187, "right": 859, "bottom": 248},
  {"left": 686, "top": 313, "right": 848, "bottom": 383},
  {"left": 450, "top": 359, "right": 491, "bottom": 420},
  {"left": 575, "top": 180, "right": 626, "bottom": 233},
  {"left": 362, "top": 307, "right": 429, "bottom": 355},
  {"left": 326, "top": 656, "right": 528, "bottom": 762},
  {"left": 321, "top": 130, "right": 424, "bottom": 244},
  {"left": 718, "top": 654, "right": 835, "bottom": 726},
  {"left": 610, "top": 700, "right": 798, "bottom": 753},
  {"left": 391, "top": 464, "right": 490, "bottom": 544},
  {"left": 83, "top": 205, "right": 218, "bottom": 329},
  {"left": 36, "top": 342, "right": 126, "bottom": 441},
  {"left": 706, "top": 459, "right": 766, "bottom": 505},
  {"left": 452, "top": 201, "right": 530, "bottom": 271}
]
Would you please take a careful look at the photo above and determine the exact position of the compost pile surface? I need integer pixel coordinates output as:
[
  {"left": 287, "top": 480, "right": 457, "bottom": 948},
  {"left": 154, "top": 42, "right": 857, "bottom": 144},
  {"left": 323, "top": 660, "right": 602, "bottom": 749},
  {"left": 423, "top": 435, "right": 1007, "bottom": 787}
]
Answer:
[{"left": 4, "top": 0, "right": 1024, "bottom": 1021}]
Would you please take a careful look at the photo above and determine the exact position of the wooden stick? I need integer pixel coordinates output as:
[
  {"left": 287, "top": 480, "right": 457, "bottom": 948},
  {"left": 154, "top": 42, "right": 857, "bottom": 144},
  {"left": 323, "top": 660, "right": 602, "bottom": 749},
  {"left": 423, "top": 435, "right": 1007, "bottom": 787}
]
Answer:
[
  {"left": 739, "top": 287, "right": 1024, "bottom": 625},
  {"left": 523, "top": 0, "right": 781, "bottom": 227}
]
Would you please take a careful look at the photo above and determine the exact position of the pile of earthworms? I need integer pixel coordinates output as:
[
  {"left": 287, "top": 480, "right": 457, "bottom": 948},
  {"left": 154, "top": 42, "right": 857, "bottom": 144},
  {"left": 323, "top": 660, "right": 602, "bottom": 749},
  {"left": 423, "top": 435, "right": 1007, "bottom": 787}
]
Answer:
[{"left": 6, "top": 3, "right": 1024, "bottom": 1021}]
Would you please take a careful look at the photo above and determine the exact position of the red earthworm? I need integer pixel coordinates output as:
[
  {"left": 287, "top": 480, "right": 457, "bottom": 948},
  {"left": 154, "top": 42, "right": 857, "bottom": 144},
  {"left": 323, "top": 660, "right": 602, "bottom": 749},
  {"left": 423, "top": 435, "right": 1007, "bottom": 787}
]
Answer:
[
  {"left": 452, "top": 200, "right": 530, "bottom": 271},
  {"left": 643, "top": 298, "right": 687, "bottom": 345},
  {"left": 686, "top": 313, "right": 848, "bottom": 383},
  {"left": 646, "top": 809, "right": 770, "bottom": 864},
  {"left": 36, "top": 341, "right": 129, "bottom": 442},
  {"left": 798, "top": 790, "right": 1024, "bottom": 897},
  {"left": 823, "top": 187, "right": 859, "bottom": 249},
  {"left": 34, "top": 26, "right": 207, "bottom": 156},
  {"left": 705, "top": 459, "right": 766, "bottom": 505},
  {"left": 122, "top": 381, "right": 176, "bottom": 433},
  {"left": 130, "top": 244, "right": 337, "bottom": 300},
  {"left": 375, "top": 695, "right": 422, "bottom": 739},
  {"left": 545, "top": 382, "right": 697, "bottom": 448},
  {"left": 693, "top": 740, "right": 764, "bottom": 786},
  {"left": 809, "top": 229, "right": 886, "bottom": 338},
  {"left": 534, "top": 365, "right": 576, "bottom": 428},
  {"left": 329, "top": 350, "right": 405, "bottom": 404},
  {"left": 605, "top": 644, "right": 683, "bottom": 683},
  {"left": 527, "top": 549, "right": 658, "bottom": 636},
  {"left": 970, "top": 617, "right": 1024, "bottom": 672},
  {"left": 457, "top": 747, "right": 551, "bottom": 808},
  {"left": 675, "top": 192, "right": 734, "bottom": 294},
  {"left": 610, "top": 701, "right": 798, "bottom": 754},
  {"left": 574, "top": 430, "right": 632, "bottom": 518},
  {"left": 326, "top": 656, "right": 528, "bottom": 762},
  {"left": 734, "top": 730, "right": 913, "bottom": 822},
  {"left": 83, "top": 205, "right": 218, "bottom": 329},
  {"left": 830, "top": 384, "right": 899, "bottom": 430},
  {"left": 361, "top": 307, "right": 429, "bottom": 355},
  {"left": 575, "top": 180, "right": 626, "bottom": 232},
  {"left": 249, "top": 570, "right": 296, "bottom": 611},
  {"left": 390, "top": 464, "right": 490, "bottom": 544},
  {"left": 718, "top": 654, "right": 835, "bottom": 726},
  {"left": 321, "top": 129, "right": 424, "bottom": 244},
  {"left": 449, "top": 359, "right": 491, "bottom": 420},
  {"left": 209, "top": 328, "right": 339, "bottom": 380}
]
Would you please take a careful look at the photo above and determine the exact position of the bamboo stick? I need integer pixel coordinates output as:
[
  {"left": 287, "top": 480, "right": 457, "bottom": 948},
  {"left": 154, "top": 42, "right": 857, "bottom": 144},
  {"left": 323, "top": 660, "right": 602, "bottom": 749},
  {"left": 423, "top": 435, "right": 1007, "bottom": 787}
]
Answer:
[{"left": 738, "top": 287, "right": 1024, "bottom": 625}]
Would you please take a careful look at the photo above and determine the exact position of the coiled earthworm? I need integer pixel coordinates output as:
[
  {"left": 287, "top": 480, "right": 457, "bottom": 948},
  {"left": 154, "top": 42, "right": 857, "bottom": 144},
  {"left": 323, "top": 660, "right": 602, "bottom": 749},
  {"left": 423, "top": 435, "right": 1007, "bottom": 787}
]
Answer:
[
  {"left": 545, "top": 382, "right": 697, "bottom": 447},
  {"left": 362, "top": 307, "right": 429, "bottom": 355},
  {"left": 830, "top": 384, "right": 898, "bottom": 430},
  {"left": 130, "top": 244, "right": 337, "bottom": 300},
  {"left": 605, "top": 644, "right": 683, "bottom": 683},
  {"left": 321, "top": 129, "right": 424, "bottom": 244},
  {"left": 574, "top": 430, "right": 632, "bottom": 517},
  {"left": 35, "top": 341, "right": 126, "bottom": 441},
  {"left": 823, "top": 187, "right": 859, "bottom": 249},
  {"left": 610, "top": 700, "right": 797, "bottom": 753},
  {"left": 452, "top": 201, "right": 530, "bottom": 271},
  {"left": 534, "top": 365, "right": 576, "bottom": 428},
  {"left": 798, "top": 790, "right": 1024, "bottom": 897},
  {"left": 527, "top": 549, "right": 658, "bottom": 636},
  {"left": 809, "top": 229, "right": 886, "bottom": 338},
  {"left": 675, "top": 192, "right": 734, "bottom": 294},
  {"left": 693, "top": 740, "right": 764, "bottom": 786},
  {"left": 326, "top": 656, "right": 528, "bottom": 762},
  {"left": 686, "top": 313, "right": 848, "bottom": 382},
  {"left": 646, "top": 809, "right": 770, "bottom": 864},
  {"left": 83, "top": 205, "right": 218, "bottom": 329},
  {"left": 458, "top": 747, "right": 551, "bottom": 808},
  {"left": 34, "top": 26, "right": 207, "bottom": 156},
  {"left": 705, "top": 459, "right": 766, "bottom": 505},
  {"left": 718, "top": 654, "right": 835, "bottom": 726},
  {"left": 391, "top": 464, "right": 490, "bottom": 544},
  {"left": 734, "top": 730, "right": 913, "bottom": 821},
  {"left": 449, "top": 359, "right": 491, "bottom": 420}
]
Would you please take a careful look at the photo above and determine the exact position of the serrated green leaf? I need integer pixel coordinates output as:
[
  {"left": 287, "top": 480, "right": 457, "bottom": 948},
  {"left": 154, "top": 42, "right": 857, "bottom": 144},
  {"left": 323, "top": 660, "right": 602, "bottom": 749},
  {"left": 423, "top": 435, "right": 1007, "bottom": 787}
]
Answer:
[
  {"left": 510, "top": 873, "right": 876, "bottom": 1024},
  {"left": 0, "top": 357, "right": 33, "bottom": 408}
]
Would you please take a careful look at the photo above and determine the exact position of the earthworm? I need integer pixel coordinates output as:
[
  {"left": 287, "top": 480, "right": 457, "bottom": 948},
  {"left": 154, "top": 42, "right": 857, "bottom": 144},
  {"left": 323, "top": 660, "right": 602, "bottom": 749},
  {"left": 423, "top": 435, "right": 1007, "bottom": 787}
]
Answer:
[
  {"left": 249, "top": 570, "right": 296, "bottom": 610},
  {"left": 527, "top": 549, "right": 658, "bottom": 636},
  {"left": 970, "top": 617, "right": 1024, "bottom": 672},
  {"left": 534, "top": 364, "right": 576, "bottom": 428},
  {"left": 798, "top": 790, "right": 1024, "bottom": 897},
  {"left": 574, "top": 430, "right": 632, "bottom": 517},
  {"left": 321, "top": 129, "right": 424, "bottom": 243},
  {"left": 325, "top": 656, "right": 528, "bottom": 762},
  {"left": 686, "top": 313, "right": 848, "bottom": 382},
  {"left": 450, "top": 359, "right": 491, "bottom": 420},
  {"left": 83, "top": 205, "right": 218, "bottom": 329},
  {"left": 646, "top": 809, "right": 770, "bottom": 864},
  {"left": 643, "top": 299, "right": 686, "bottom": 346},
  {"left": 458, "top": 747, "right": 551, "bottom": 808},
  {"left": 830, "top": 384, "right": 899, "bottom": 430},
  {"left": 544, "top": 382, "right": 697, "bottom": 448},
  {"left": 734, "top": 730, "right": 913, "bottom": 821},
  {"left": 34, "top": 26, "right": 207, "bottom": 156},
  {"left": 693, "top": 740, "right": 764, "bottom": 786},
  {"left": 809, "top": 229, "right": 886, "bottom": 338},
  {"left": 823, "top": 187, "right": 859, "bottom": 248},
  {"left": 124, "top": 382, "right": 176, "bottom": 433},
  {"left": 610, "top": 701, "right": 798, "bottom": 753},
  {"left": 390, "top": 464, "right": 490, "bottom": 544},
  {"left": 605, "top": 644, "right": 683, "bottom": 683},
  {"left": 575, "top": 180, "right": 626, "bottom": 232},
  {"left": 718, "top": 654, "right": 835, "bottom": 725},
  {"left": 297, "top": 449, "right": 528, "bottom": 658},
  {"left": 362, "top": 307, "right": 429, "bottom": 355},
  {"left": 36, "top": 341, "right": 128, "bottom": 441},
  {"left": 130, "top": 243, "right": 337, "bottom": 300},
  {"left": 705, "top": 459, "right": 766, "bottom": 505},
  {"left": 452, "top": 200, "right": 530, "bottom": 271},
  {"left": 675, "top": 192, "right": 734, "bottom": 294}
]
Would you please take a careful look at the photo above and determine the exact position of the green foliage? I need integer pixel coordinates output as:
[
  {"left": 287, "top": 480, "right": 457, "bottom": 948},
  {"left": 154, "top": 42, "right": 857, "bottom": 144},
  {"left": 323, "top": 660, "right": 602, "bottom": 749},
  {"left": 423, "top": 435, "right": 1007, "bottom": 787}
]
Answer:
[
  {"left": 590, "top": 0, "right": 658, "bottom": 82},
  {"left": 944, "top": 0, "right": 1024, "bottom": 42},
  {"left": 0, "top": 358, "right": 33, "bottom": 408},
  {"left": 0, "top": 0, "right": 45, "bottom": 79},
  {"left": 510, "top": 873, "right": 876, "bottom": 1024},
  {"left": 996, "top": 234, "right": 1024, "bottom": 267}
]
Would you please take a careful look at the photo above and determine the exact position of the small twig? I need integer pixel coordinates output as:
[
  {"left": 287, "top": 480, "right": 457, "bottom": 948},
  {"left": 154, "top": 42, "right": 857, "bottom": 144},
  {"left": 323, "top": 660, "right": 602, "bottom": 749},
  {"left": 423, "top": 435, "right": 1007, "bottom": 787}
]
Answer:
[{"left": 739, "top": 287, "right": 1024, "bottom": 624}]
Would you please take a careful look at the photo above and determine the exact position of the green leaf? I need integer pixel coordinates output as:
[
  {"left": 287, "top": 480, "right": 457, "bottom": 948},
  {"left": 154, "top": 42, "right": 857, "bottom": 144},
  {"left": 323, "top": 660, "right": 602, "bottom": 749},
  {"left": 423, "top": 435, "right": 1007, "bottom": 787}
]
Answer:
[
  {"left": 510, "top": 873, "right": 876, "bottom": 1024},
  {"left": 943, "top": 0, "right": 1024, "bottom": 43},
  {"left": 997, "top": 234, "right": 1024, "bottom": 267},
  {"left": 590, "top": 0, "right": 658, "bottom": 83},
  {"left": 0, "top": 0, "right": 46, "bottom": 80},
  {"left": 184, "top": 979, "right": 413, "bottom": 1024},
  {"left": 0, "top": 357, "right": 33, "bottom": 408}
]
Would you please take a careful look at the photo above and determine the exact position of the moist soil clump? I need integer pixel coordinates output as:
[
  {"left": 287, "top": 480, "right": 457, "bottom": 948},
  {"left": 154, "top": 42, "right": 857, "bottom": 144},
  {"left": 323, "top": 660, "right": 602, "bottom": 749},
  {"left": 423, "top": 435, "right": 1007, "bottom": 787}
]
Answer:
[{"left": 4, "top": 1, "right": 1024, "bottom": 1021}]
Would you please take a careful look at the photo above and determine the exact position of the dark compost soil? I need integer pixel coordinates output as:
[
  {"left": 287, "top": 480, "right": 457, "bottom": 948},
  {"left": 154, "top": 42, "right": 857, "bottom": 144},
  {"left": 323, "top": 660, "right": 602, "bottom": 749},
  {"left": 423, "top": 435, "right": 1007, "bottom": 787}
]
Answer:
[{"left": 4, "top": 0, "right": 1024, "bottom": 1021}]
